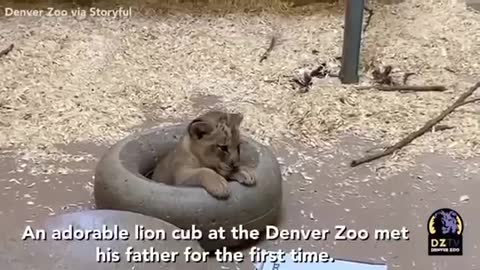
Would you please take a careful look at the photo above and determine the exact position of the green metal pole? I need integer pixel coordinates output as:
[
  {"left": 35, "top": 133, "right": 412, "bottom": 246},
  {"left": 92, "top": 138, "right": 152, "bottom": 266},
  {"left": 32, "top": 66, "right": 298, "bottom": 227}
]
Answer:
[{"left": 340, "top": 0, "right": 365, "bottom": 84}]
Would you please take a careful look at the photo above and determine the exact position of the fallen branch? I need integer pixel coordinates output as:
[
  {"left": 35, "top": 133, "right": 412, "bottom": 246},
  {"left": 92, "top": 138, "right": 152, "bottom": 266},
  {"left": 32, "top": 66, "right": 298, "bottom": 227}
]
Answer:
[
  {"left": 364, "top": 124, "right": 454, "bottom": 153},
  {"left": 351, "top": 81, "right": 480, "bottom": 167},
  {"left": 356, "top": 85, "right": 447, "bottom": 92},
  {"left": 0, "top": 44, "right": 14, "bottom": 58},
  {"left": 259, "top": 36, "right": 276, "bottom": 63}
]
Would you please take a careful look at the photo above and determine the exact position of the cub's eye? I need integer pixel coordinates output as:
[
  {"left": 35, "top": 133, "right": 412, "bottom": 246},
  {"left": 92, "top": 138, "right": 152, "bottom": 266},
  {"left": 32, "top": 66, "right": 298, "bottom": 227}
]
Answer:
[{"left": 217, "top": 145, "right": 229, "bottom": 152}]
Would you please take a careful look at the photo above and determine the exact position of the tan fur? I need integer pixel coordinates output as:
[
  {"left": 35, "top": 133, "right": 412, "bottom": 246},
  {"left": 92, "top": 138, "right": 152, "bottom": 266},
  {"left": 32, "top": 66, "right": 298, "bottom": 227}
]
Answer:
[{"left": 151, "top": 110, "right": 256, "bottom": 199}]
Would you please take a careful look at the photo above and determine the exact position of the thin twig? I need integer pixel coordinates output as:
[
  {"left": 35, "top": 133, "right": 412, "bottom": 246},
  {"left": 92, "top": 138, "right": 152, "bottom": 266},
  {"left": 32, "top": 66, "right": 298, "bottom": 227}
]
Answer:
[
  {"left": 363, "top": 6, "right": 374, "bottom": 34},
  {"left": 0, "top": 44, "right": 14, "bottom": 58},
  {"left": 457, "top": 97, "right": 480, "bottom": 107},
  {"left": 444, "top": 67, "right": 457, "bottom": 74},
  {"left": 292, "top": 71, "right": 312, "bottom": 93},
  {"left": 356, "top": 85, "right": 447, "bottom": 92},
  {"left": 402, "top": 72, "right": 415, "bottom": 85},
  {"left": 432, "top": 124, "right": 454, "bottom": 132},
  {"left": 351, "top": 81, "right": 480, "bottom": 167},
  {"left": 310, "top": 62, "right": 334, "bottom": 79},
  {"left": 372, "top": 65, "right": 394, "bottom": 85},
  {"left": 259, "top": 36, "right": 276, "bottom": 63}
]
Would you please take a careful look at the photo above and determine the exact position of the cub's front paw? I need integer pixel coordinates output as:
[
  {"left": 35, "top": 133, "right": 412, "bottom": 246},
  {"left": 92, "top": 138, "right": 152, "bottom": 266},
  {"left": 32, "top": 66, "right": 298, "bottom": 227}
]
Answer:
[
  {"left": 203, "top": 177, "right": 231, "bottom": 199},
  {"left": 230, "top": 167, "right": 256, "bottom": 186}
]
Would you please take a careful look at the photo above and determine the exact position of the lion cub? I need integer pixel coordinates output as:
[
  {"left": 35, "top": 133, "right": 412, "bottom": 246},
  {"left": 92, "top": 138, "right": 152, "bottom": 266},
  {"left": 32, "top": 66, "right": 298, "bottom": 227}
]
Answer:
[{"left": 151, "top": 110, "right": 256, "bottom": 199}]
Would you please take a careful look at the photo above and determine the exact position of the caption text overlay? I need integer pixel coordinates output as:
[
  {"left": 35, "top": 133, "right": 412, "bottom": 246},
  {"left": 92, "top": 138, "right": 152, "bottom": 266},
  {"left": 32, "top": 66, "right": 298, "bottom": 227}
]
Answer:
[{"left": 21, "top": 224, "right": 409, "bottom": 263}]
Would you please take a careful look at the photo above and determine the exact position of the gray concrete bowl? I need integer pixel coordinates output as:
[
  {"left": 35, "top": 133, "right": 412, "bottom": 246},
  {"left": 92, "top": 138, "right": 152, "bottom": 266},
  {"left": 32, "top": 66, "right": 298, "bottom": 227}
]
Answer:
[{"left": 94, "top": 124, "right": 283, "bottom": 251}]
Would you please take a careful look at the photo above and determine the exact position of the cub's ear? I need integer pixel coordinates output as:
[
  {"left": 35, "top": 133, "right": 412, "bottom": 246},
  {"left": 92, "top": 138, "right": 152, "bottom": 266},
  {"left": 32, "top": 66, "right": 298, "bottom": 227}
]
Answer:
[
  {"left": 230, "top": 113, "right": 244, "bottom": 127},
  {"left": 188, "top": 119, "right": 214, "bottom": 140}
]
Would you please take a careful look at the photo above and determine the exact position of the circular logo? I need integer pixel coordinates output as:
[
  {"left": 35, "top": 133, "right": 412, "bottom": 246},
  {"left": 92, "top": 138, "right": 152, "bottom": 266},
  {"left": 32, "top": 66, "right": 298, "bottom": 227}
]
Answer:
[{"left": 428, "top": 208, "right": 463, "bottom": 236}]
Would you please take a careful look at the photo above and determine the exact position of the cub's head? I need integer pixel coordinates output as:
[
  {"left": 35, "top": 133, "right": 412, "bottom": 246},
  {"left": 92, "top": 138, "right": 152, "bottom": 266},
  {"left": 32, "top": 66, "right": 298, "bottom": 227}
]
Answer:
[{"left": 187, "top": 110, "right": 243, "bottom": 177}]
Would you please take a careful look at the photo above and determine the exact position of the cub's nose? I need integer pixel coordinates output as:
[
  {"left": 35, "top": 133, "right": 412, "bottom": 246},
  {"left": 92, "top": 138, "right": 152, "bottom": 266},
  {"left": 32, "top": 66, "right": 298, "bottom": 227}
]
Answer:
[{"left": 228, "top": 160, "right": 238, "bottom": 170}]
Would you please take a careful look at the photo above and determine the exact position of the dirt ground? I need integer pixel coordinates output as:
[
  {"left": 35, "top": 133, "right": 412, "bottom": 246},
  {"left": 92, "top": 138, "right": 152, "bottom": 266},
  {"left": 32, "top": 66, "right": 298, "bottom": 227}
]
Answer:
[
  {"left": 1, "top": 96, "right": 479, "bottom": 270},
  {"left": 0, "top": 0, "right": 479, "bottom": 269}
]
